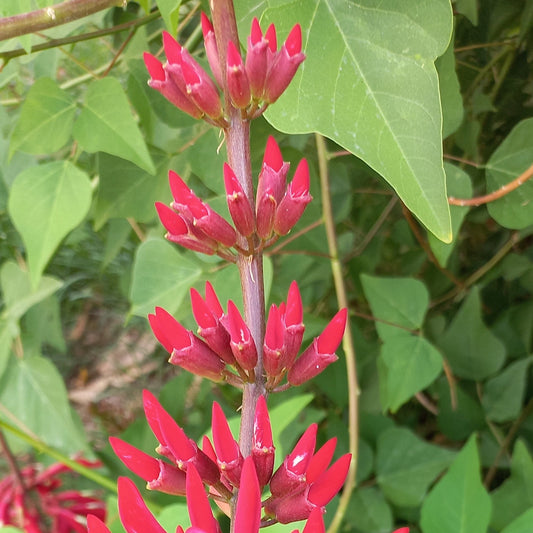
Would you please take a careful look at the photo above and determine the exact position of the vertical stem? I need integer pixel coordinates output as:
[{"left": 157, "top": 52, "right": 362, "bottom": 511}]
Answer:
[
  {"left": 0, "top": 428, "right": 26, "bottom": 494},
  {"left": 316, "top": 134, "right": 360, "bottom": 533}
]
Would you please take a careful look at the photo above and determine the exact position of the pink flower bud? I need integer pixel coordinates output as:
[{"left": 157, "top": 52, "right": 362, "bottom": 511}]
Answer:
[
  {"left": 270, "top": 423, "right": 317, "bottom": 497},
  {"left": 117, "top": 477, "right": 166, "bottom": 533},
  {"left": 282, "top": 281, "right": 305, "bottom": 369},
  {"left": 148, "top": 307, "right": 225, "bottom": 382},
  {"left": 264, "top": 304, "right": 286, "bottom": 377},
  {"left": 190, "top": 287, "right": 234, "bottom": 364},
  {"left": 87, "top": 515, "right": 111, "bottom": 533},
  {"left": 264, "top": 487, "right": 316, "bottom": 524},
  {"left": 227, "top": 41, "right": 251, "bottom": 109},
  {"left": 274, "top": 158, "right": 312, "bottom": 235},
  {"left": 212, "top": 402, "right": 244, "bottom": 487},
  {"left": 205, "top": 281, "right": 225, "bottom": 319},
  {"left": 109, "top": 437, "right": 187, "bottom": 496},
  {"left": 288, "top": 309, "right": 347, "bottom": 386},
  {"left": 201, "top": 13, "right": 223, "bottom": 87},
  {"left": 245, "top": 18, "right": 269, "bottom": 99},
  {"left": 224, "top": 163, "right": 255, "bottom": 237},
  {"left": 393, "top": 529, "right": 410, "bottom": 533},
  {"left": 264, "top": 24, "right": 305, "bottom": 103},
  {"left": 306, "top": 437, "right": 337, "bottom": 484},
  {"left": 143, "top": 52, "right": 203, "bottom": 119},
  {"left": 307, "top": 453, "right": 351, "bottom": 507},
  {"left": 252, "top": 395, "right": 275, "bottom": 487},
  {"left": 302, "top": 508, "right": 326, "bottom": 533},
  {"left": 227, "top": 300, "right": 258, "bottom": 371},
  {"left": 186, "top": 465, "right": 221, "bottom": 533},
  {"left": 234, "top": 457, "right": 261, "bottom": 533}
]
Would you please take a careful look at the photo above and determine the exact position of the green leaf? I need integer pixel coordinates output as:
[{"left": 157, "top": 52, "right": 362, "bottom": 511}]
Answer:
[
  {"left": 438, "top": 287, "right": 506, "bottom": 380},
  {"left": 436, "top": 34, "right": 464, "bottom": 138},
  {"left": 23, "top": 295, "right": 66, "bottom": 354},
  {"left": 421, "top": 435, "right": 491, "bottom": 533},
  {"left": 94, "top": 152, "right": 169, "bottom": 230},
  {"left": 0, "top": 261, "right": 63, "bottom": 325},
  {"left": 156, "top": 0, "right": 182, "bottom": 34},
  {"left": 454, "top": 0, "right": 479, "bottom": 25},
  {"left": 482, "top": 356, "right": 533, "bottom": 422},
  {"left": 501, "top": 508, "right": 533, "bottom": 533},
  {"left": 360, "top": 274, "right": 429, "bottom": 340},
  {"left": 491, "top": 441, "right": 533, "bottom": 531},
  {"left": 73, "top": 77, "right": 155, "bottom": 175},
  {"left": 0, "top": 355, "right": 88, "bottom": 454},
  {"left": 8, "top": 161, "right": 92, "bottom": 288},
  {"left": 0, "top": 319, "right": 12, "bottom": 381},
  {"left": 258, "top": 0, "right": 453, "bottom": 241},
  {"left": 345, "top": 487, "right": 393, "bottom": 533},
  {"left": 129, "top": 238, "right": 203, "bottom": 317},
  {"left": 380, "top": 333, "right": 442, "bottom": 412},
  {"left": 486, "top": 118, "right": 533, "bottom": 229},
  {"left": 428, "top": 163, "right": 472, "bottom": 267},
  {"left": 377, "top": 427, "right": 454, "bottom": 507},
  {"left": 9, "top": 78, "right": 76, "bottom": 156}
]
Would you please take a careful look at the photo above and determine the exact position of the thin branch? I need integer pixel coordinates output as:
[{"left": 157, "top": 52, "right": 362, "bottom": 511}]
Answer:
[
  {"left": 267, "top": 219, "right": 323, "bottom": 255},
  {"left": 351, "top": 309, "right": 419, "bottom": 335},
  {"left": 316, "top": 134, "right": 359, "bottom": 533},
  {"left": 0, "top": 429, "right": 26, "bottom": 493},
  {"left": 455, "top": 39, "right": 518, "bottom": 52},
  {"left": 443, "top": 153, "right": 482, "bottom": 168},
  {"left": 0, "top": 0, "right": 125, "bottom": 41},
  {"left": 449, "top": 162, "right": 533, "bottom": 206}
]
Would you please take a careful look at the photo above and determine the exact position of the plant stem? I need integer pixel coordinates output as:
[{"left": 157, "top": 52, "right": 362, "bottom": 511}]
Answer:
[
  {"left": 316, "top": 134, "right": 359, "bottom": 533},
  {"left": 0, "top": 428, "right": 26, "bottom": 493},
  {"left": 0, "top": 0, "right": 125, "bottom": 41}
]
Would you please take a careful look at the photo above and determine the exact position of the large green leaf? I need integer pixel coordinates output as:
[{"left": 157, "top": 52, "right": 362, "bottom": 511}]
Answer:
[
  {"left": 246, "top": 0, "right": 453, "bottom": 241},
  {"left": 490, "top": 441, "right": 533, "bottom": 531},
  {"left": 379, "top": 332, "right": 442, "bottom": 412},
  {"left": 482, "top": 357, "right": 533, "bottom": 423},
  {"left": 360, "top": 274, "right": 429, "bottom": 340},
  {"left": 486, "top": 118, "right": 533, "bottom": 229},
  {"left": 129, "top": 238, "right": 203, "bottom": 317},
  {"left": 345, "top": 487, "right": 393, "bottom": 533},
  {"left": 377, "top": 427, "right": 454, "bottom": 507},
  {"left": 428, "top": 163, "right": 472, "bottom": 266},
  {"left": 9, "top": 78, "right": 76, "bottom": 156},
  {"left": 156, "top": 0, "right": 182, "bottom": 34},
  {"left": 8, "top": 161, "right": 92, "bottom": 288},
  {"left": 421, "top": 436, "right": 491, "bottom": 533},
  {"left": 73, "top": 77, "right": 155, "bottom": 175},
  {"left": 0, "top": 355, "right": 88, "bottom": 454},
  {"left": 438, "top": 287, "right": 506, "bottom": 380},
  {"left": 501, "top": 508, "right": 533, "bottom": 533}
]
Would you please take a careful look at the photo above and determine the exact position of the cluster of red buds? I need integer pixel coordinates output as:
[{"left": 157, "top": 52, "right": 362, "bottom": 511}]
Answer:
[
  {"left": 0, "top": 459, "right": 105, "bottom": 532},
  {"left": 144, "top": 16, "right": 305, "bottom": 126},
  {"left": 155, "top": 134, "right": 312, "bottom": 262},
  {"left": 148, "top": 280, "right": 346, "bottom": 390},
  {"left": 88, "top": 393, "right": 350, "bottom": 531}
]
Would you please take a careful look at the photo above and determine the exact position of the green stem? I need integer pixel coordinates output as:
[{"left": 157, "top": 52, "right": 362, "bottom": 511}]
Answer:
[
  {"left": 316, "top": 134, "right": 360, "bottom": 533},
  {"left": 0, "top": 418, "right": 117, "bottom": 493},
  {"left": 0, "top": 0, "right": 125, "bottom": 41}
]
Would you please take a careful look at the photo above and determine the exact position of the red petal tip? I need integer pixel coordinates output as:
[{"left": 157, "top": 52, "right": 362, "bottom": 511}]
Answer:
[
  {"left": 316, "top": 308, "right": 347, "bottom": 354},
  {"left": 263, "top": 136, "right": 284, "bottom": 172},
  {"left": 286, "top": 24, "right": 302, "bottom": 56},
  {"left": 143, "top": 53, "right": 165, "bottom": 81}
]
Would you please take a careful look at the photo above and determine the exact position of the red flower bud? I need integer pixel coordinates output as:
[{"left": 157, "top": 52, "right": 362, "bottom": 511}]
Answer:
[
  {"left": 306, "top": 437, "right": 337, "bottom": 484},
  {"left": 117, "top": 477, "right": 166, "bottom": 533},
  {"left": 227, "top": 41, "right": 251, "bottom": 109},
  {"left": 264, "top": 304, "right": 286, "bottom": 377},
  {"left": 87, "top": 515, "right": 111, "bottom": 533},
  {"left": 307, "top": 453, "right": 351, "bottom": 507},
  {"left": 274, "top": 158, "right": 312, "bottom": 236},
  {"left": 245, "top": 18, "right": 269, "bottom": 99},
  {"left": 227, "top": 300, "right": 258, "bottom": 371},
  {"left": 281, "top": 281, "right": 305, "bottom": 370},
  {"left": 234, "top": 457, "right": 261, "bottom": 533},
  {"left": 212, "top": 402, "right": 243, "bottom": 487},
  {"left": 201, "top": 12, "right": 223, "bottom": 87},
  {"left": 252, "top": 395, "right": 275, "bottom": 487},
  {"left": 224, "top": 163, "right": 255, "bottom": 237},
  {"left": 288, "top": 309, "right": 347, "bottom": 386},
  {"left": 302, "top": 508, "right": 326, "bottom": 533},
  {"left": 186, "top": 465, "right": 221, "bottom": 533}
]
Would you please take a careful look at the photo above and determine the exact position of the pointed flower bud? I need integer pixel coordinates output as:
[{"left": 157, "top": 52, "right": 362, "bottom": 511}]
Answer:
[
  {"left": 274, "top": 158, "right": 312, "bottom": 236},
  {"left": 155, "top": 202, "right": 218, "bottom": 255},
  {"left": 212, "top": 402, "right": 243, "bottom": 487},
  {"left": 252, "top": 395, "right": 275, "bottom": 487},
  {"left": 227, "top": 300, "right": 258, "bottom": 371},
  {"left": 109, "top": 437, "right": 187, "bottom": 496},
  {"left": 302, "top": 508, "right": 326, "bottom": 533},
  {"left": 270, "top": 423, "right": 317, "bottom": 497},
  {"left": 288, "top": 309, "right": 347, "bottom": 386},
  {"left": 264, "top": 304, "right": 286, "bottom": 377},
  {"left": 307, "top": 453, "right": 351, "bottom": 507},
  {"left": 234, "top": 457, "right": 261, "bottom": 533},
  {"left": 306, "top": 437, "right": 337, "bottom": 484},
  {"left": 87, "top": 515, "right": 111, "bottom": 533},
  {"left": 143, "top": 52, "right": 203, "bottom": 119},
  {"left": 201, "top": 12, "right": 223, "bottom": 87},
  {"left": 190, "top": 287, "right": 234, "bottom": 364},
  {"left": 393, "top": 529, "right": 410, "bottom": 533},
  {"left": 245, "top": 18, "right": 269, "bottom": 99},
  {"left": 224, "top": 163, "right": 255, "bottom": 237},
  {"left": 264, "top": 24, "right": 305, "bottom": 103},
  {"left": 227, "top": 41, "right": 251, "bottom": 109},
  {"left": 117, "top": 477, "right": 166, "bottom": 533},
  {"left": 282, "top": 281, "right": 305, "bottom": 368},
  {"left": 186, "top": 465, "right": 221, "bottom": 533},
  {"left": 148, "top": 307, "right": 225, "bottom": 382}
]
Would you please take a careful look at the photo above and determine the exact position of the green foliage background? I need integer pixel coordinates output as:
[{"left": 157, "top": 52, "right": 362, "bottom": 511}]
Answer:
[{"left": 1, "top": 0, "right": 533, "bottom": 532}]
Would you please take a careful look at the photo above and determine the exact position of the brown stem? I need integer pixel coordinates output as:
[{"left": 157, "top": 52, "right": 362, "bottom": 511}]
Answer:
[
  {"left": 316, "top": 134, "right": 360, "bottom": 533},
  {"left": 448, "top": 162, "right": 533, "bottom": 206},
  {"left": 0, "top": 428, "right": 26, "bottom": 494},
  {"left": 0, "top": 0, "right": 125, "bottom": 41}
]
